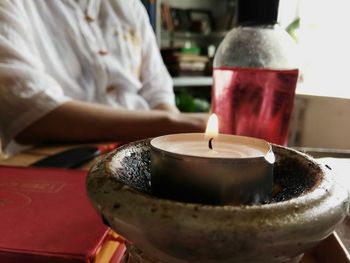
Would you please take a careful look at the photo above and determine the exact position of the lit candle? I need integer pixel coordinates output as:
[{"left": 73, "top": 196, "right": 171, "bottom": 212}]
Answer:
[
  {"left": 154, "top": 113, "right": 272, "bottom": 160},
  {"left": 150, "top": 114, "right": 275, "bottom": 205}
]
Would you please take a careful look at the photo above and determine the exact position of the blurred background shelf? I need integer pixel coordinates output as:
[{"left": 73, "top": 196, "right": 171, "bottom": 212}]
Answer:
[
  {"left": 144, "top": 0, "right": 234, "bottom": 116},
  {"left": 161, "top": 31, "right": 228, "bottom": 41},
  {"left": 158, "top": 0, "right": 236, "bottom": 48},
  {"left": 172, "top": 76, "right": 213, "bottom": 87}
]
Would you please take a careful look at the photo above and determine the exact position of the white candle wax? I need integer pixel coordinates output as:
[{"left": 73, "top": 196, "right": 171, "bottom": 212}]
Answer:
[{"left": 151, "top": 133, "right": 270, "bottom": 159}]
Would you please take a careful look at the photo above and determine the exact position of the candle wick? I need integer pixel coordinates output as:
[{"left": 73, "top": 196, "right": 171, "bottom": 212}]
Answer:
[{"left": 209, "top": 138, "right": 214, "bottom": 150}]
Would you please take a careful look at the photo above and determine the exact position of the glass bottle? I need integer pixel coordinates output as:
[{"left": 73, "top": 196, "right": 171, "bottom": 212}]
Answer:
[{"left": 212, "top": 0, "right": 299, "bottom": 145}]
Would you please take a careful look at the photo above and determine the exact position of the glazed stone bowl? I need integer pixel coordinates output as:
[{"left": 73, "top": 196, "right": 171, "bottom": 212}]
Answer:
[{"left": 86, "top": 139, "right": 349, "bottom": 263}]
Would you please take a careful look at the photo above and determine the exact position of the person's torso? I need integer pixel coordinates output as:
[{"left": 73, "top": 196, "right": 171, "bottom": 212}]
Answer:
[{"left": 24, "top": 0, "right": 148, "bottom": 109}]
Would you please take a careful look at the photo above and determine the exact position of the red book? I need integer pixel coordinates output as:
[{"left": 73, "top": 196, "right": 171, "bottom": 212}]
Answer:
[{"left": 0, "top": 166, "right": 125, "bottom": 263}]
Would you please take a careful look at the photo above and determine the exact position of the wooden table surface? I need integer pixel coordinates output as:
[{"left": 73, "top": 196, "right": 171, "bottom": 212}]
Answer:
[{"left": 1, "top": 143, "right": 350, "bottom": 263}]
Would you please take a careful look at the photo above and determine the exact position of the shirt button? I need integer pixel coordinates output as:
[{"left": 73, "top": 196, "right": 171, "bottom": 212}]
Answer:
[
  {"left": 98, "top": 50, "right": 108, "bottom": 56},
  {"left": 85, "top": 14, "right": 94, "bottom": 23}
]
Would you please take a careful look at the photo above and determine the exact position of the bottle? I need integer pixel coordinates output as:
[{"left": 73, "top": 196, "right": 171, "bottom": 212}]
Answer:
[{"left": 212, "top": 0, "right": 299, "bottom": 145}]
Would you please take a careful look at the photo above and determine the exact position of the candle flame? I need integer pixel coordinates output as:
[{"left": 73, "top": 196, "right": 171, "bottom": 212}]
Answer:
[{"left": 205, "top": 113, "right": 219, "bottom": 139}]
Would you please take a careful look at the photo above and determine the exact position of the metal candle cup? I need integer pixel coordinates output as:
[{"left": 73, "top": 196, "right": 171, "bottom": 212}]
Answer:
[{"left": 150, "top": 133, "right": 275, "bottom": 205}]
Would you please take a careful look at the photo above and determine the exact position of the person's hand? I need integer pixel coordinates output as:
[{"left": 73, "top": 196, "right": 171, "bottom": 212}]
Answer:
[
  {"left": 153, "top": 103, "right": 180, "bottom": 113},
  {"left": 169, "top": 112, "right": 209, "bottom": 133}
]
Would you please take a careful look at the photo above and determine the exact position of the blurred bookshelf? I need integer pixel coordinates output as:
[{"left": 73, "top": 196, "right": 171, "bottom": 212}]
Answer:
[
  {"left": 158, "top": 0, "right": 236, "bottom": 47},
  {"left": 141, "top": 0, "right": 237, "bottom": 112},
  {"left": 173, "top": 76, "right": 212, "bottom": 88},
  {"left": 161, "top": 30, "right": 228, "bottom": 43},
  {"left": 142, "top": 0, "right": 236, "bottom": 83}
]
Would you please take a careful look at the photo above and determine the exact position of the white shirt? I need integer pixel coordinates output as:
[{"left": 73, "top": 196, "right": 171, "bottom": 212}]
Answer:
[{"left": 0, "top": 0, "right": 174, "bottom": 156}]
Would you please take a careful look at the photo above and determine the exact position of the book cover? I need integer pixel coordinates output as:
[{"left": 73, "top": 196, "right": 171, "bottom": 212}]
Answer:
[{"left": 0, "top": 166, "right": 125, "bottom": 263}]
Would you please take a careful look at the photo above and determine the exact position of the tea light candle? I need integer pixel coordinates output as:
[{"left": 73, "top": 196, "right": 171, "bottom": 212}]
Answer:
[{"left": 150, "top": 114, "right": 275, "bottom": 205}]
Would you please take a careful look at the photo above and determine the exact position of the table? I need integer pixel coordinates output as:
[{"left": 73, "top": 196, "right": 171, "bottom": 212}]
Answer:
[
  {"left": 0, "top": 142, "right": 104, "bottom": 170},
  {"left": 1, "top": 143, "right": 350, "bottom": 262}
]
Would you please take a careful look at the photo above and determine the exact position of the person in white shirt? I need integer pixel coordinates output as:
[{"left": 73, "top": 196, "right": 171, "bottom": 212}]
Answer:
[{"left": 0, "top": 0, "right": 207, "bottom": 156}]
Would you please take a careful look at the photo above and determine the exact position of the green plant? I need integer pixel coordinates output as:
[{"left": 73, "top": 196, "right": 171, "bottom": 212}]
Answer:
[{"left": 175, "top": 89, "right": 210, "bottom": 113}]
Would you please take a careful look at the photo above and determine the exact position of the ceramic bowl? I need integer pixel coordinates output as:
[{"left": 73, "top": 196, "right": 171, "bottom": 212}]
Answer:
[{"left": 86, "top": 139, "right": 349, "bottom": 263}]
